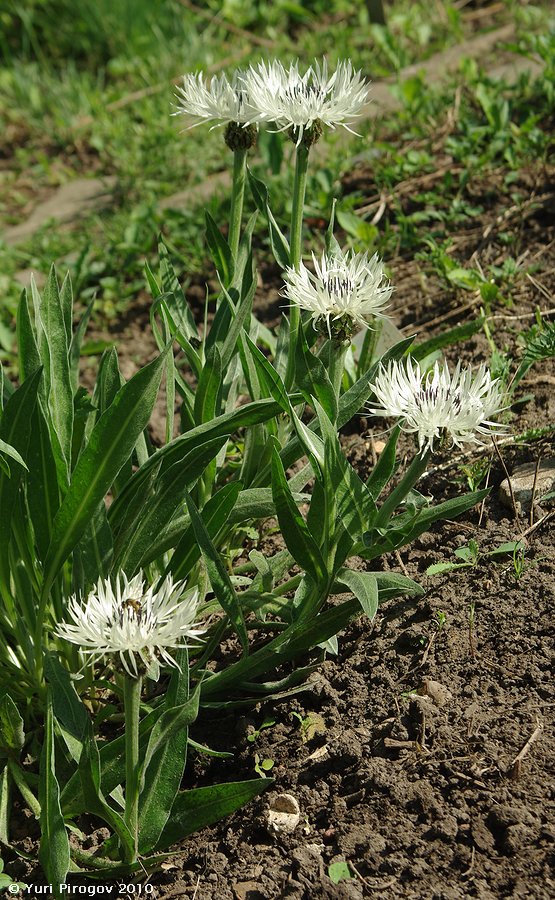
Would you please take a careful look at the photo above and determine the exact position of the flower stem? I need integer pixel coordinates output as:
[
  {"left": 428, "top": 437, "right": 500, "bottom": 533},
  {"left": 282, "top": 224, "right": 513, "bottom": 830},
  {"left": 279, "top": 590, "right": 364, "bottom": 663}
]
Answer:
[
  {"left": 324, "top": 338, "right": 350, "bottom": 417},
  {"left": 285, "top": 144, "right": 310, "bottom": 390},
  {"left": 375, "top": 449, "right": 431, "bottom": 528},
  {"left": 229, "top": 147, "right": 248, "bottom": 261},
  {"left": 123, "top": 674, "right": 142, "bottom": 863}
]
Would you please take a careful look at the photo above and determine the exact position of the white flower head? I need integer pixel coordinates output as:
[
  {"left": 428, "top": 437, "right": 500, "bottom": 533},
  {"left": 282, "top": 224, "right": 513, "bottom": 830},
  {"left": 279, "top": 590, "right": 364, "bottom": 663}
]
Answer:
[
  {"left": 368, "top": 359, "right": 506, "bottom": 454},
  {"left": 282, "top": 249, "right": 393, "bottom": 338},
  {"left": 174, "top": 70, "right": 257, "bottom": 127},
  {"left": 242, "top": 58, "right": 369, "bottom": 145},
  {"left": 55, "top": 572, "right": 204, "bottom": 678}
]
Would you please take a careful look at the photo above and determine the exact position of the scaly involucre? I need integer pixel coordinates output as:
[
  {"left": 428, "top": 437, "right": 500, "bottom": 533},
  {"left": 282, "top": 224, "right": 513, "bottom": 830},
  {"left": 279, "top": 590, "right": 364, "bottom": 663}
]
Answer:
[
  {"left": 282, "top": 249, "right": 393, "bottom": 335},
  {"left": 55, "top": 572, "right": 204, "bottom": 677},
  {"left": 242, "top": 59, "right": 369, "bottom": 143},
  {"left": 368, "top": 359, "right": 506, "bottom": 453},
  {"left": 174, "top": 70, "right": 256, "bottom": 126}
]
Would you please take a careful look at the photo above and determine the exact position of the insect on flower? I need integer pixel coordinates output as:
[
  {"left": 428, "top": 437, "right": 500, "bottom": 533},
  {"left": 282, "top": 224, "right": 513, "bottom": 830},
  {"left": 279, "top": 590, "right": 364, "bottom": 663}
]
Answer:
[{"left": 55, "top": 571, "right": 204, "bottom": 678}]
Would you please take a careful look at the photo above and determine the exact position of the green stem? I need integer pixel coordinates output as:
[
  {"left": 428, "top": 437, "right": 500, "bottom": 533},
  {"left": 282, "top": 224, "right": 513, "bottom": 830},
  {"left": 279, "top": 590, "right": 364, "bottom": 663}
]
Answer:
[
  {"left": 325, "top": 339, "right": 350, "bottom": 415},
  {"left": 285, "top": 144, "right": 310, "bottom": 390},
  {"left": 123, "top": 674, "right": 142, "bottom": 864},
  {"left": 375, "top": 449, "right": 431, "bottom": 528},
  {"left": 229, "top": 147, "right": 248, "bottom": 261}
]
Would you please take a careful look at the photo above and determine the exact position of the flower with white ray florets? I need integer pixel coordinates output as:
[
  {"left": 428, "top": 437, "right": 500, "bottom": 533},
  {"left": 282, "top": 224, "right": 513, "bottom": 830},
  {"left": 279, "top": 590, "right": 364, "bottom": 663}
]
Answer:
[
  {"left": 241, "top": 59, "right": 369, "bottom": 146},
  {"left": 368, "top": 359, "right": 506, "bottom": 454},
  {"left": 282, "top": 249, "right": 393, "bottom": 340},
  {"left": 174, "top": 71, "right": 258, "bottom": 149},
  {"left": 55, "top": 572, "right": 204, "bottom": 678}
]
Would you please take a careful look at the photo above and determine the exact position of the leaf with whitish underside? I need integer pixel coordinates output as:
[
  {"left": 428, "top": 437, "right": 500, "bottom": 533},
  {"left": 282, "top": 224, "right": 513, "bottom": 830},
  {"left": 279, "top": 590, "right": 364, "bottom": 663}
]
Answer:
[
  {"left": 335, "top": 568, "right": 379, "bottom": 621},
  {"left": 42, "top": 352, "right": 167, "bottom": 593}
]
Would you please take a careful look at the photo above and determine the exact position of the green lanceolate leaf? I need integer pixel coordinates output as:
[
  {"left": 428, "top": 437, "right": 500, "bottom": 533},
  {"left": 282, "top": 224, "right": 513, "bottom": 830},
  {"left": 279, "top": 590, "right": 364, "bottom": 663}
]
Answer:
[
  {"left": 0, "top": 368, "right": 42, "bottom": 582},
  {"left": 372, "top": 571, "right": 424, "bottom": 599},
  {"left": 43, "top": 352, "right": 167, "bottom": 593},
  {"left": 335, "top": 568, "right": 379, "bottom": 621},
  {"left": 44, "top": 655, "right": 88, "bottom": 763},
  {"left": 38, "top": 266, "right": 74, "bottom": 477},
  {"left": 168, "top": 481, "right": 242, "bottom": 580},
  {"left": 360, "top": 490, "right": 489, "bottom": 559},
  {"left": 26, "top": 399, "right": 61, "bottom": 561},
  {"left": 247, "top": 169, "right": 290, "bottom": 269},
  {"left": 271, "top": 446, "right": 326, "bottom": 584},
  {"left": 194, "top": 345, "right": 222, "bottom": 425},
  {"left": 138, "top": 649, "right": 193, "bottom": 854},
  {"left": 295, "top": 328, "right": 337, "bottom": 422},
  {"left": 0, "top": 695, "right": 25, "bottom": 757},
  {"left": 242, "top": 333, "right": 290, "bottom": 412},
  {"left": 69, "top": 297, "right": 95, "bottom": 392},
  {"left": 206, "top": 211, "right": 234, "bottom": 288},
  {"left": 185, "top": 492, "right": 249, "bottom": 652},
  {"left": 366, "top": 424, "right": 400, "bottom": 500},
  {"left": 110, "top": 399, "right": 282, "bottom": 522},
  {"left": 114, "top": 435, "right": 228, "bottom": 575},
  {"left": 0, "top": 438, "right": 27, "bottom": 474},
  {"left": 39, "top": 696, "right": 70, "bottom": 898},
  {"left": 16, "top": 289, "right": 41, "bottom": 383},
  {"left": 157, "top": 779, "right": 272, "bottom": 851},
  {"left": 411, "top": 317, "right": 486, "bottom": 362}
]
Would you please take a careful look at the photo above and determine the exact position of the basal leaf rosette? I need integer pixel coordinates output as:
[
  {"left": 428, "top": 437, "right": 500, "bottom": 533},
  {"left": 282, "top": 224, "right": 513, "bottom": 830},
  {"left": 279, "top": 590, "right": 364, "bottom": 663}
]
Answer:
[
  {"left": 282, "top": 249, "right": 393, "bottom": 340},
  {"left": 55, "top": 571, "right": 204, "bottom": 679},
  {"left": 368, "top": 359, "right": 506, "bottom": 454},
  {"left": 241, "top": 58, "right": 369, "bottom": 146}
]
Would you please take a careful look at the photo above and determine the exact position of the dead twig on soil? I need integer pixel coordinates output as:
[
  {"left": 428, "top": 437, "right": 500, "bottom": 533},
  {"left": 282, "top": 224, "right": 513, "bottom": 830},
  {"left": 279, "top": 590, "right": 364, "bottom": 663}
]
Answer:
[
  {"left": 461, "top": 846, "right": 476, "bottom": 878},
  {"left": 520, "top": 510, "right": 555, "bottom": 538},
  {"left": 529, "top": 456, "right": 542, "bottom": 527},
  {"left": 492, "top": 438, "right": 523, "bottom": 533},
  {"left": 510, "top": 719, "right": 544, "bottom": 779}
]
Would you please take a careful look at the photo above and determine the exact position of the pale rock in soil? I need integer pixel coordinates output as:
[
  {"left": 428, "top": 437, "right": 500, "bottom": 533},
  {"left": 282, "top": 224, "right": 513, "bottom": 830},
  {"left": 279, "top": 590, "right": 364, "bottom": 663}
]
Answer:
[
  {"left": 499, "top": 459, "right": 555, "bottom": 515},
  {"left": 265, "top": 792, "right": 301, "bottom": 833}
]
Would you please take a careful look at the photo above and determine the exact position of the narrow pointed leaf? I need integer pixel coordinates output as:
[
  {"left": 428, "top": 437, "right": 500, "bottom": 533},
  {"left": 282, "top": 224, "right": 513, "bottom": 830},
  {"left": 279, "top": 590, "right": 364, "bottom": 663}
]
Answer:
[
  {"left": 271, "top": 446, "right": 326, "bottom": 584},
  {"left": 39, "top": 696, "right": 70, "bottom": 896},
  {"left": 43, "top": 352, "right": 167, "bottom": 591},
  {"left": 157, "top": 779, "right": 272, "bottom": 850},
  {"left": 185, "top": 492, "right": 248, "bottom": 651}
]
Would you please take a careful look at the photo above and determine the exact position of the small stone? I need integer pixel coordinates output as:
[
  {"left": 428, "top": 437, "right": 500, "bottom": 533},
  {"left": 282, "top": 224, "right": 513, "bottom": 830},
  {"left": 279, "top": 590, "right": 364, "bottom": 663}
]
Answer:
[
  {"left": 266, "top": 792, "right": 301, "bottom": 834},
  {"left": 499, "top": 459, "right": 555, "bottom": 515},
  {"left": 420, "top": 677, "right": 453, "bottom": 707}
]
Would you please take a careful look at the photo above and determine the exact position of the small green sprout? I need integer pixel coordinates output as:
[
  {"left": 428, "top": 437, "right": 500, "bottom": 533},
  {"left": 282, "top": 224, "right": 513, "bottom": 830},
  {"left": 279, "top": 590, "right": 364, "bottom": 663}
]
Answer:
[
  {"left": 254, "top": 754, "right": 274, "bottom": 778},
  {"left": 247, "top": 716, "right": 277, "bottom": 743},
  {"left": 290, "top": 710, "right": 327, "bottom": 743}
]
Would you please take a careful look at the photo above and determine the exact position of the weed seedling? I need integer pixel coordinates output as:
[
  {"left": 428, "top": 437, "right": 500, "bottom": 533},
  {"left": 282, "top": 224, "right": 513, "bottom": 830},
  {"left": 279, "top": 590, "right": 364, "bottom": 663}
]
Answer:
[
  {"left": 254, "top": 754, "right": 275, "bottom": 778},
  {"left": 246, "top": 716, "right": 277, "bottom": 743}
]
